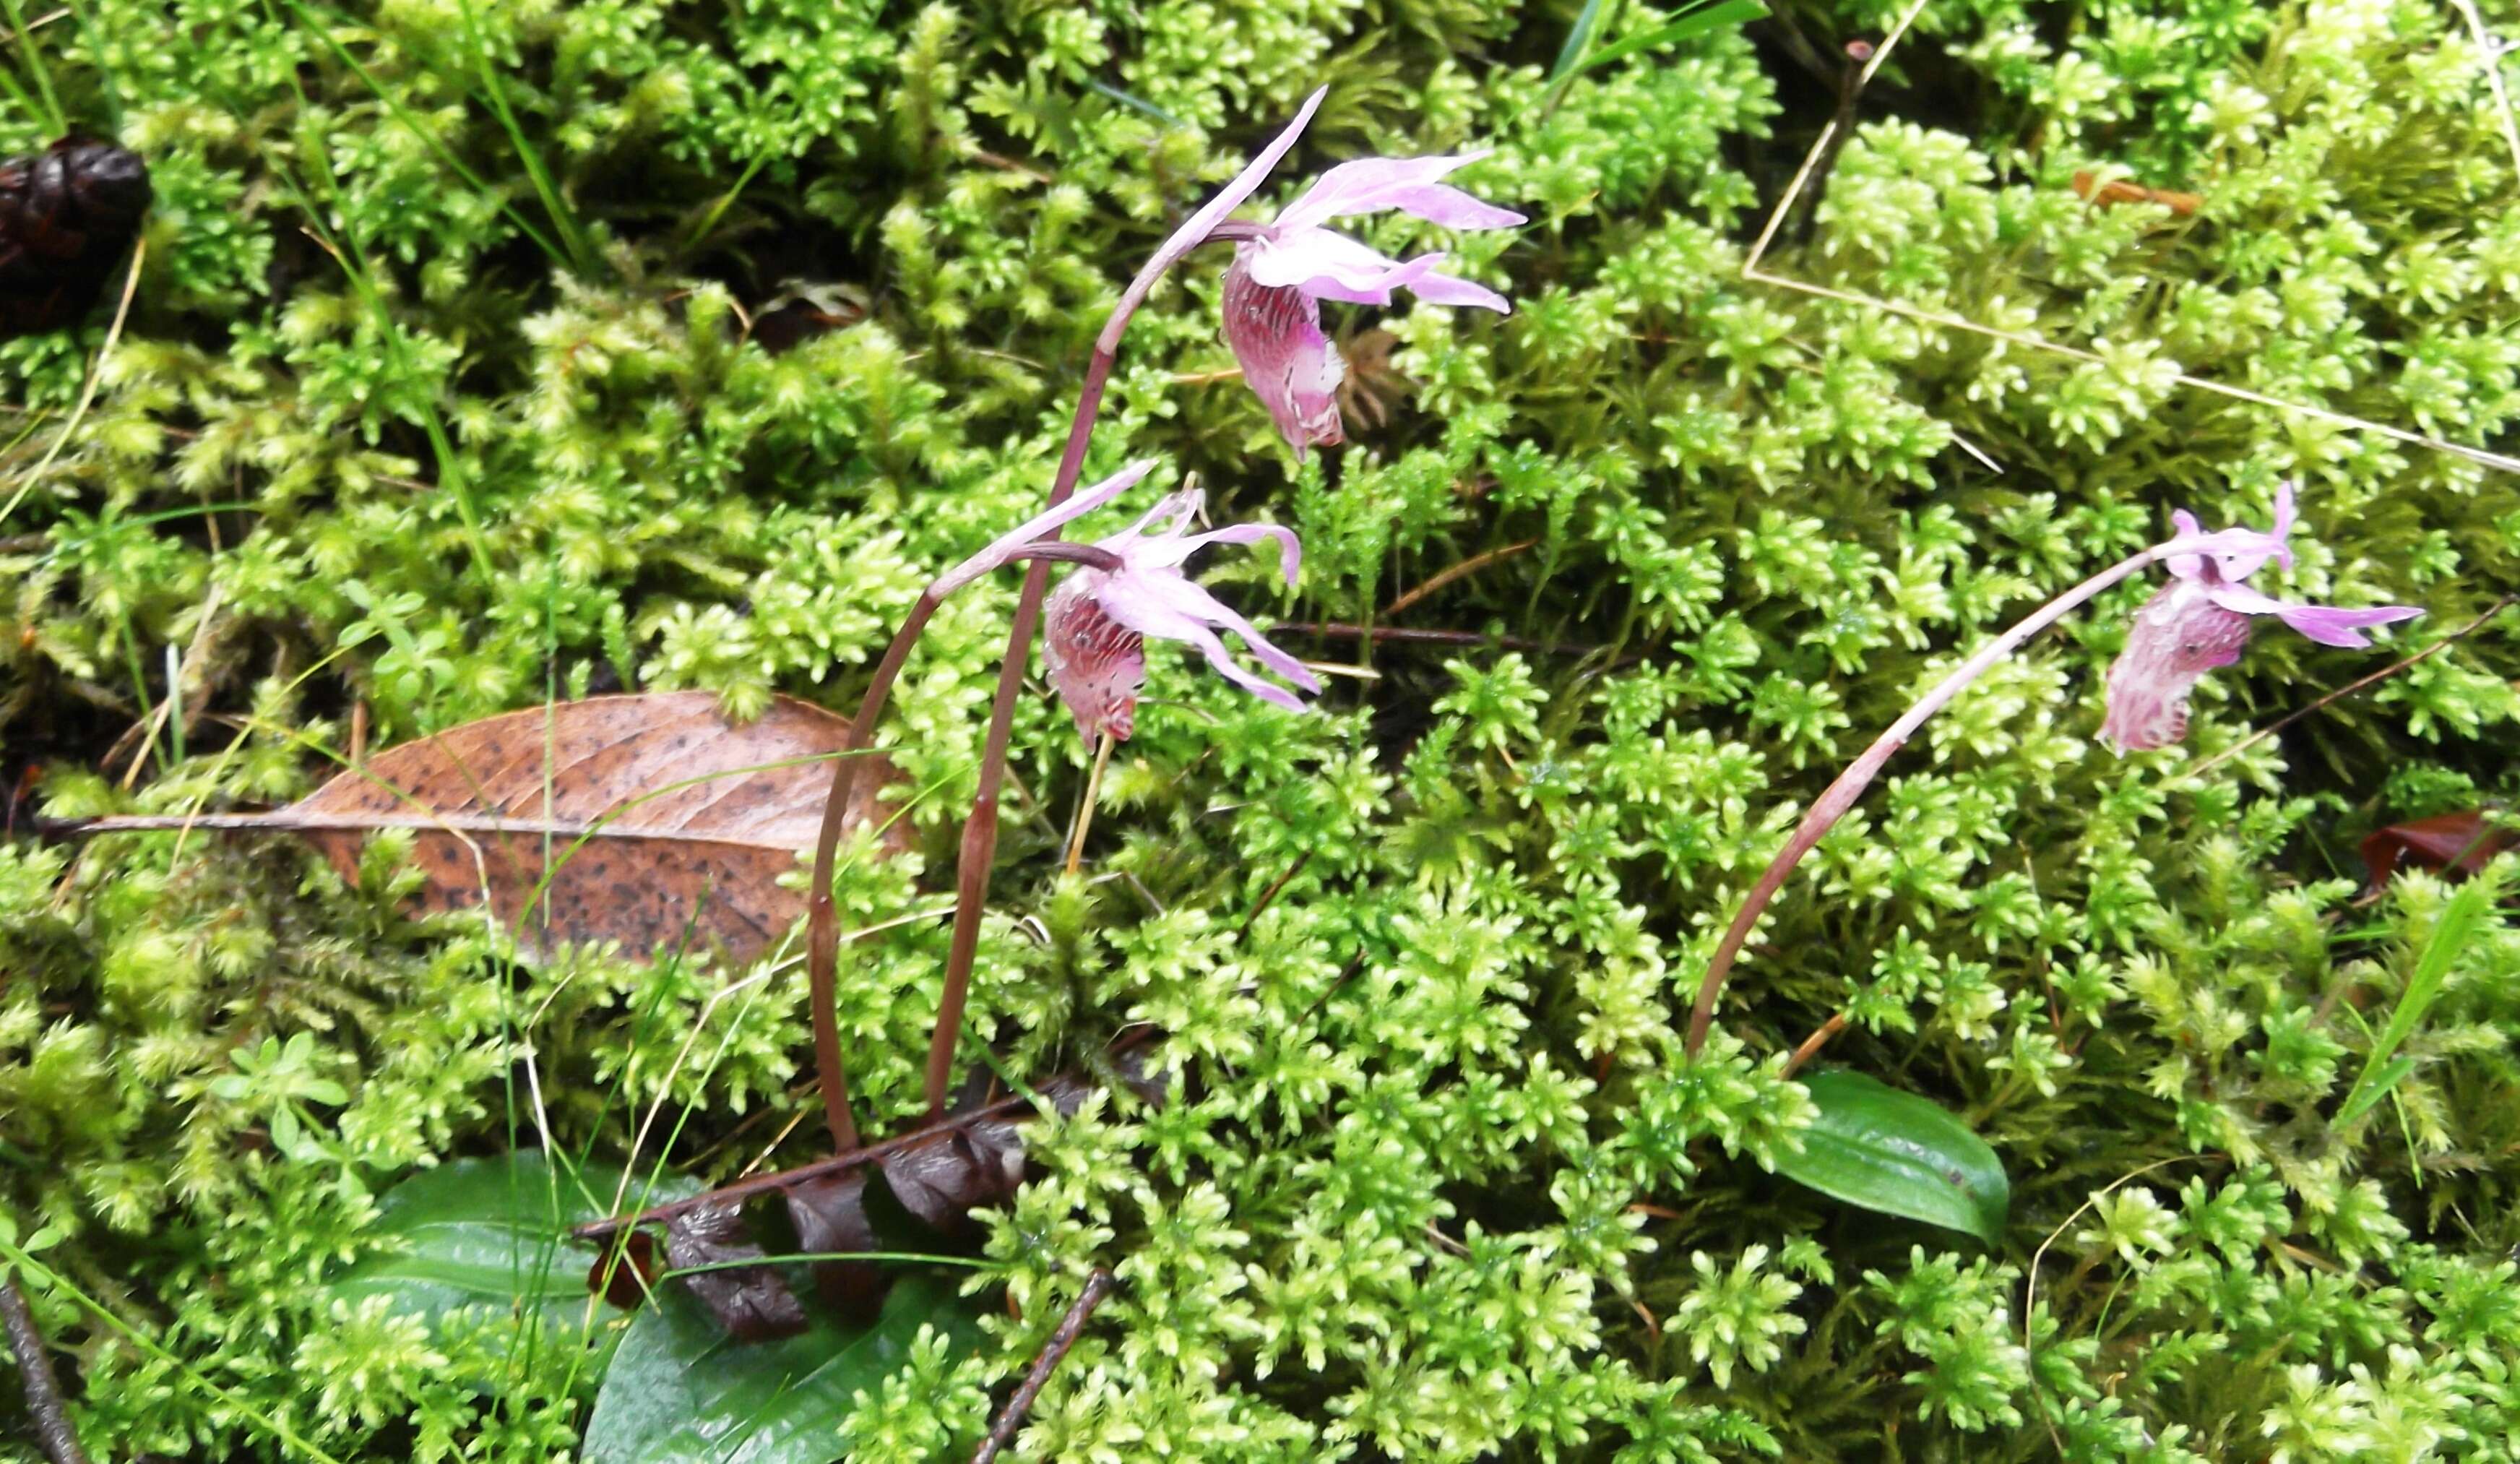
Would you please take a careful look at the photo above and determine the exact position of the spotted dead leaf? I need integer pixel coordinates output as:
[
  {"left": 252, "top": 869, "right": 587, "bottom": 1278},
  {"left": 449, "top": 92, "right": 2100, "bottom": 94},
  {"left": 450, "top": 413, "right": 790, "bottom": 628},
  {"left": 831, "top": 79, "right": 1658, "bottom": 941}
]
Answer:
[{"left": 74, "top": 692, "right": 908, "bottom": 964}]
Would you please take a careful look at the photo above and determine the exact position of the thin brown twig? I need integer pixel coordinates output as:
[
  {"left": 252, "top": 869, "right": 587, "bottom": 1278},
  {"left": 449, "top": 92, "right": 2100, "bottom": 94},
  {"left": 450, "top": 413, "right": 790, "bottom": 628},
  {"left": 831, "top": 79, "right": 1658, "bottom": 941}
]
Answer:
[
  {"left": 574, "top": 1085, "right": 1045, "bottom": 1239},
  {"left": 1, "top": 1277, "right": 90, "bottom": 1464},
  {"left": 573, "top": 1028, "right": 1162, "bottom": 1240},
  {"left": 970, "top": 1270, "right": 1116, "bottom": 1464},
  {"left": 1237, "top": 850, "right": 1313, "bottom": 936},
  {"left": 802, "top": 544, "right": 1122, "bottom": 1153},
  {"left": 1779, "top": 1012, "right": 1849, "bottom": 1077},
  {"left": 1274, "top": 622, "right": 1605, "bottom": 658},
  {"left": 1383, "top": 539, "right": 1539, "bottom": 618},
  {"left": 2184, "top": 593, "right": 2516, "bottom": 782}
]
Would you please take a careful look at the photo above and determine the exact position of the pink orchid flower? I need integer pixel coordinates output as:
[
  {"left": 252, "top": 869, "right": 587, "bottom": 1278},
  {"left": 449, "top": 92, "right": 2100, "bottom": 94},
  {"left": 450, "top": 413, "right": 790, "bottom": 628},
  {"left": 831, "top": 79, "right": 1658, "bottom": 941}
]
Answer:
[
  {"left": 1201, "top": 90, "right": 1524, "bottom": 457},
  {"left": 933, "top": 460, "right": 1321, "bottom": 740},
  {"left": 2102, "top": 483, "right": 2421, "bottom": 752}
]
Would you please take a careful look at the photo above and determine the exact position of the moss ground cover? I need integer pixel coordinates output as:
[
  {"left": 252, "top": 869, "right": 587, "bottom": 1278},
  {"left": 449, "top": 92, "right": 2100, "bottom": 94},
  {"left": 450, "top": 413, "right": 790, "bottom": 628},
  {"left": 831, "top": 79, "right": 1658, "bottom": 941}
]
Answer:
[{"left": 5, "top": 0, "right": 2520, "bottom": 1457}]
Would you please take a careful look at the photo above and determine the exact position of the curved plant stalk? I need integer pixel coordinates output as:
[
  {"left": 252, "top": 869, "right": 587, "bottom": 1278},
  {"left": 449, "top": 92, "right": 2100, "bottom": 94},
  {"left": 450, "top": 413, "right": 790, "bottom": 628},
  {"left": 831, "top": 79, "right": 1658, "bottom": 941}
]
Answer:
[
  {"left": 916, "top": 217, "right": 1280, "bottom": 1117},
  {"left": 806, "top": 89, "right": 1321, "bottom": 1139},
  {"left": 1681, "top": 545, "right": 2172, "bottom": 1058},
  {"left": 803, "top": 543, "right": 1120, "bottom": 1152}
]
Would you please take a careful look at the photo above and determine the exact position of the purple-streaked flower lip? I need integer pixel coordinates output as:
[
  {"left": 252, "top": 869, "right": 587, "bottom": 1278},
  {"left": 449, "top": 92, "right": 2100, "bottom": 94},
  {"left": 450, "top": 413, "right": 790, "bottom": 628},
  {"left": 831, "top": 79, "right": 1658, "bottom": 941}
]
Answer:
[
  {"left": 931, "top": 459, "right": 1319, "bottom": 727},
  {"left": 1203, "top": 96, "right": 1524, "bottom": 457},
  {"left": 1079, "top": 486, "right": 1319, "bottom": 714}
]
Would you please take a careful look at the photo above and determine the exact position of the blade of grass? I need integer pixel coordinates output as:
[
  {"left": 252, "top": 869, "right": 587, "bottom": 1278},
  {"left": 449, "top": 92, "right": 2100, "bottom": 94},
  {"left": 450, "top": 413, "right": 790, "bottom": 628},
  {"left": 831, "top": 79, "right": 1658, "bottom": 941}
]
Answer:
[
  {"left": 0, "top": 236, "right": 144, "bottom": 529},
  {"left": 683, "top": 143, "right": 774, "bottom": 251},
  {"left": 1087, "top": 79, "right": 1183, "bottom": 128},
  {"left": 2335, "top": 877, "right": 2495, "bottom": 1127},
  {"left": 249, "top": 43, "right": 499, "bottom": 591},
  {"left": 58, "top": 0, "right": 120, "bottom": 131},
  {"left": 1576, "top": 0, "right": 1766, "bottom": 75},
  {"left": 1548, "top": 0, "right": 1621, "bottom": 83},
  {"left": 449, "top": 0, "right": 595, "bottom": 275},
  {"left": 0, "top": 0, "right": 67, "bottom": 137},
  {"left": 279, "top": 0, "right": 570, "bottom": 270}
]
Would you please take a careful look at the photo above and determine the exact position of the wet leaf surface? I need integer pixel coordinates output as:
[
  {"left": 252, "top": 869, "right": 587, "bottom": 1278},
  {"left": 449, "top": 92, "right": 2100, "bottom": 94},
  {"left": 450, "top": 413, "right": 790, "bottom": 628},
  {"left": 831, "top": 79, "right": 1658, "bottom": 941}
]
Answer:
[
  {"left": 1778, "top": 1069, "right": 2009, "bottom": 1246},
  {"left": 582, "top": 1272, "right": 984, "bottom": 1464},
  {"left": 329, "top": 1151, "right": 698, "bottom": 1340}
]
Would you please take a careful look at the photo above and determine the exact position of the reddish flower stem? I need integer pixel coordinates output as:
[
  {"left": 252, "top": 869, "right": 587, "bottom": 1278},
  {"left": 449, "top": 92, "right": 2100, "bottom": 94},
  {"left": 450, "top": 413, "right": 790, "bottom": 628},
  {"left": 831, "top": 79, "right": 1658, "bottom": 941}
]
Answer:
[
  {"left": 805, "top": 543, "right": 1123, "bottom": 1153},
  {"left": 918, "top": 223, "right": 1269, "bottom": 1116},
  {"left": 799, "top": 222, "right": 1272, "bottom": 1147},
  {"left": 1680, "top": 546, "right": 2168, "bottom": 1058}
]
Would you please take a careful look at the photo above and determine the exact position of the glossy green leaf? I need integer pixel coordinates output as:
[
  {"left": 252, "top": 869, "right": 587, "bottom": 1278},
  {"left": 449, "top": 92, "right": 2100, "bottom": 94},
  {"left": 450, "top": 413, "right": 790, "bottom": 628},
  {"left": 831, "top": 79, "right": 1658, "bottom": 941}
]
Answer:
[
  {"left": 582, "top": 1273, "right": 985, "bottom": 1464},
  {"left": 1778, "top": 1070, "right": 2008, "bottom": 1244},
  {"left": 329, "top": 1151, "right": 697, "bottom": 1338}
]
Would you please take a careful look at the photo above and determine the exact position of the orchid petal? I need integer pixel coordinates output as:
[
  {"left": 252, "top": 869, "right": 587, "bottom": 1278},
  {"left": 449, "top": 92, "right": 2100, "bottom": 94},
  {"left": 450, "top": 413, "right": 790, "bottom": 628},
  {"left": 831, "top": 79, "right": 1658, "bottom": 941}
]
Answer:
[
  {"left": 1113, "top": 488, "right": 1203, "bottom": 545},
  {"left": 1134, "top": 572, "right": 1324, "bottom": 691},
  {"left": 2165, "top": 509, "right": 2206, "bottom": 580},
  {"left": 1244, "top": 227, "right": 1420, "bottom": 295},
  {"left": 929, "top": 460, "right": 1157, "bottom": 596},
  {"left": 2205, "top": 580, "right": 2422, "bottom": 647},
  {"left": 1136, "top": 88, "right": 1326, "bottom": 288},
  {"left": 1274, "top": 153, "right": 1527, "bottom": 233},
  {"left": 1098, "top": 577, "right": 1313, "bottom": 711},
  {"left": 2154, "top": 523, "right": 2289, "bottom": 576},
  {"left": 1403, "top": 268, "right": 1512, "bottom": 311},
  {"left": 1177, "top": 522, "right": 1303, "bottom": 586}
]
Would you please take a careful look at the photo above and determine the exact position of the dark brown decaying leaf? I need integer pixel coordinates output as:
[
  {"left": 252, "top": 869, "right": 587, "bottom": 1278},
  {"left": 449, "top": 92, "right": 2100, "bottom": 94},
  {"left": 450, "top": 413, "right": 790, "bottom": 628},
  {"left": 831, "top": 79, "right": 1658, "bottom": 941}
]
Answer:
[
  {"left": 588, "top": 1228, "right": 662, "bottom": 1310},
  {"left": 584, "top": 1043, "right": 1163, "bottom": 1341},
  {"left": 879, "top": 1108, "right": 1030, "bottom": 1234},
  {"left": 662, "top": 1202, "right": 809, "bottom": 1342},
  {"left": 2360, "top": 810, "right": 2512, "bottom": 887},
  {"left": 784, "top": 1171, "right": 882, "bottom": 1317},
  {"left": 76, "top": 692, "right": 907, "bottom": 964}
]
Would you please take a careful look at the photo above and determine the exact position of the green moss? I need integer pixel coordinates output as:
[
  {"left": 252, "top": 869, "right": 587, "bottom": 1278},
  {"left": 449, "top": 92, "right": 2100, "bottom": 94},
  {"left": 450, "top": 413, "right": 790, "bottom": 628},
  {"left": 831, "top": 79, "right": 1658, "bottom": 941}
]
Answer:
[{"left": 7, "top": 0, "right": 2520, "bottom": 1458}]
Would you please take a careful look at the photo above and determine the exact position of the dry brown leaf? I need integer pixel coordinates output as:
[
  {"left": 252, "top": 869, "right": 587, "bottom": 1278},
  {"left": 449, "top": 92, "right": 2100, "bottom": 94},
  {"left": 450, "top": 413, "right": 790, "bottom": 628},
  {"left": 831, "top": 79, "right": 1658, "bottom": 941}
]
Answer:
[
  {"left": 79, "top": 692, "right": 908, "bottom": 964},
  {"left": 2360, "top": 810, "right": 2512, "bottom": 888}
]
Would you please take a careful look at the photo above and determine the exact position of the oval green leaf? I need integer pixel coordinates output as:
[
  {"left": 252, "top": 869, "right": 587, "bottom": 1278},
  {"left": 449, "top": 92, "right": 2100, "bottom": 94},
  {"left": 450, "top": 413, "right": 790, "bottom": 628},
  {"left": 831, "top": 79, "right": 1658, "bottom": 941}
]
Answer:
[
  {"left": 583, "top": 1272, "right": 984, "bottom": 1464},
  {"left": 1777, "top": 1070, "right": 2009, "bottom": 1245},
  {"left": 329, "top": 1151, "right": 698, "bottom": 1340}
]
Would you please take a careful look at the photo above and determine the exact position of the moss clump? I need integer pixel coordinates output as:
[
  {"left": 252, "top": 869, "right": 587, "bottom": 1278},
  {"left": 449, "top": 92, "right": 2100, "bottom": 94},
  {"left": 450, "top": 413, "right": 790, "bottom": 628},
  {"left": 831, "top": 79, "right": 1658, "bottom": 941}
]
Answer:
[{"left": 6, "top": 0, "right": 2520, "bottom": 1459}]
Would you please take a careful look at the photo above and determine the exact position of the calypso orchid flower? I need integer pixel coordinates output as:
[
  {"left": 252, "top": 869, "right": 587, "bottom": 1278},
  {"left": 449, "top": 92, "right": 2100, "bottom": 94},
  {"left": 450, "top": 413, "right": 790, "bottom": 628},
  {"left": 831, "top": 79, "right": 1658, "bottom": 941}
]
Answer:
[
  {"left": 932, "top": 460, "right": 1321, "bottom": 740},
  {"left": 1194, "top": 89, "right": 1524, "bottom": 457},
  {"left": 2101, "top": 483, "right": 2421, "bottom": 751}
]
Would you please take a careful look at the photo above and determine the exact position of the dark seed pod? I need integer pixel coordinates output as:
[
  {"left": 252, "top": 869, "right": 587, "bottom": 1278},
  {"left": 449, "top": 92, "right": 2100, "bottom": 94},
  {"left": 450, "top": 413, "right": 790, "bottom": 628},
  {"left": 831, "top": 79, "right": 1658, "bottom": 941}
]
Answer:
[{"left": 0, "top": 137, "right": 152, "bottom": 340}]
